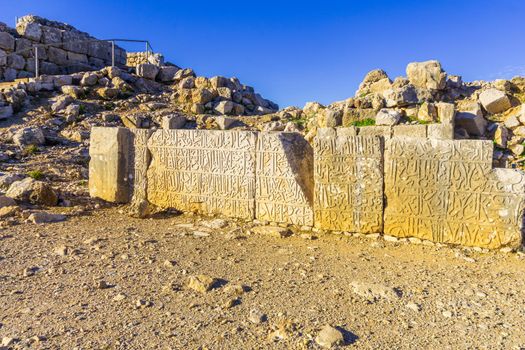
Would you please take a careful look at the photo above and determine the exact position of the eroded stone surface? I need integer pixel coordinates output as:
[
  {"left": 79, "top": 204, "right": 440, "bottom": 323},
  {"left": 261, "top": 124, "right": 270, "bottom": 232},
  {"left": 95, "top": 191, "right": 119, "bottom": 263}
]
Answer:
[
  {"left": 384, "top": 137, "right": 525, "bottom": 248},
  {"left": 146, "top": 130, "right": 257, "bottom": 219},
  {"left": 88, "top": 127, "right": 131, "bottom": 203},
  {"left": 314, "top": 130, "right": 384, "bottom": 233},
  {"left": 256, "top": 132, "right": 314, "bottom": 226}
]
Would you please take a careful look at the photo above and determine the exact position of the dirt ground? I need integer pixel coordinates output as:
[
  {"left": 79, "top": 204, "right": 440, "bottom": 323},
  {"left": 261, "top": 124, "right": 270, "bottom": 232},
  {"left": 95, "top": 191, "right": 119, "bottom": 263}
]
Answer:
[{"left": 1, "top": 207, "right": 525, "bottom": 349}]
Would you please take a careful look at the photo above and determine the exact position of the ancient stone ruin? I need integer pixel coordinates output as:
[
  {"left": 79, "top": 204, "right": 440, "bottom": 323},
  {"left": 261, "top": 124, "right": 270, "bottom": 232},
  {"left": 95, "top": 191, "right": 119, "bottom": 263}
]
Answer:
[
  {"left": 89, "top": 124, "right": 525, "bottom": 250},
  {"left": 0, "top": 15, "right": 126, "bottom": 80}
]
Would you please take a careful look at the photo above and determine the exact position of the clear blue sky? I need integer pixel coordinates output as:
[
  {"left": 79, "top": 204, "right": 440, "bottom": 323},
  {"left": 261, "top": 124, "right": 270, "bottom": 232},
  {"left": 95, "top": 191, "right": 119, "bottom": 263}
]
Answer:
[{"left": 1, "top": 0, "right": 524, "bottom": 108}]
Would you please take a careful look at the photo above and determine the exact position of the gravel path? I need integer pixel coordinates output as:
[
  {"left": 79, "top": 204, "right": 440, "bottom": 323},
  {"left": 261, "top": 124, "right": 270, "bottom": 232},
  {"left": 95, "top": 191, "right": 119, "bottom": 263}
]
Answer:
[{"left": 1, "top": 209, "right": 524, "bottom": 349}]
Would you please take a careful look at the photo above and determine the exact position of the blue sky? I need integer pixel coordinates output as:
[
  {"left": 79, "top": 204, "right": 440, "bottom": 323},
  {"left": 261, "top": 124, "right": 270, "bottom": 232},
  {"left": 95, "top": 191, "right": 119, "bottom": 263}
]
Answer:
[{"left": 1, "top": 0, "right": 524, "bottom": 107}]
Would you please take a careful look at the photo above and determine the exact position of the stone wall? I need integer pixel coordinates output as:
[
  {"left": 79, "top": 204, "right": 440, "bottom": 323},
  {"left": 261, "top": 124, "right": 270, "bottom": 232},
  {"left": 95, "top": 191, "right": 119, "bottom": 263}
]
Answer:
[
  {"left": 89, "top": 126, "right": 525, "bottom": 249},
  {"left": 384, "top": 137, "right": 525, "bottom": 249},
  {"left": 0, "top": 15, "right": 126, "bottom": 81},
  {"left": 126, "top": 52, "right": 164, "bottom": 67}
]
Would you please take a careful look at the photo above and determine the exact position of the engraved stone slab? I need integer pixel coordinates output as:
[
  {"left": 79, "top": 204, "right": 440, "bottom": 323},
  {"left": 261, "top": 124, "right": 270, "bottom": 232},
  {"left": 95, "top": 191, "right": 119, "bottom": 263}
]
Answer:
[
  {"left": 256, "top": 132, "right": 314, "bottom": 226},
  {"left": 314, "top": 134, "right": 384, "bottom": 233},
  {"left": 384, "top": 137, "right": 525, "bottom": 248},
  {"left": 147, "top": 130, "right": 257, "bottom": 219},
  {"left": 89, "top": 127, "right": 131, "bottom": 203},
  {"left": 127, "top": 129, "right": 153, "bottom": 211}
]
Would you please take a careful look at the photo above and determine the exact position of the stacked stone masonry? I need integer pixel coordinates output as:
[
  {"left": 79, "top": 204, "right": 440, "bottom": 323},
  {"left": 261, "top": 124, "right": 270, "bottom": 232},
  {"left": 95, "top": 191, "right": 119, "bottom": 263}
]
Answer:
[
  {"left": 126, "top": 52, "right": 164, "bottom": 67},
  {"left": 0, "top": 15, "right": 126, "bottom": 81},
  {"left": 89, "top": 126, "right": 525, "bottom": 249}
]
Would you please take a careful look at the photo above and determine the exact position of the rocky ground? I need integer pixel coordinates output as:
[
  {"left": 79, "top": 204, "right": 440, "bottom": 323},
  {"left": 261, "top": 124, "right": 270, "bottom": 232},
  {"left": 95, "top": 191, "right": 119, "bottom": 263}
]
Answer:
[{"left": 1, "top": 208, "right": 525, "bottom": 349}]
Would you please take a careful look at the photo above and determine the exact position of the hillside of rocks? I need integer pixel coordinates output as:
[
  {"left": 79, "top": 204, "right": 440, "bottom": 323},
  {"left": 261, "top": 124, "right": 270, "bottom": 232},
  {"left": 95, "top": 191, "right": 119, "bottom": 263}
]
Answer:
[
  {"left": 0, "top": 15, "right": 525, "bottom": 227},
  {"left": 295, "top": 60, "right": 525, "bottom": 168}
]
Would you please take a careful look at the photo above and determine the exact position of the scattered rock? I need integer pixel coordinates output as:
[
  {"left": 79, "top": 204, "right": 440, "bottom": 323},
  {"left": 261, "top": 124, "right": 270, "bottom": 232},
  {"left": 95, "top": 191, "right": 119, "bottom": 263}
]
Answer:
[
  {"left": 29, "top": 212, "right": 66, "bottom": 224},
  {"left": 200, "top": 218, "right": 228, "bottom": 229},
  {"left": 251, "top": 226, "right": 292, "bottom": 238},
  {"left": 53, "top": 245, "right": 70, "bottom": 256},
  {"left": 315, "top": 325, "right": 345, "bottom": 348},
  {"left": 12, "top": 127, "right": 46, "bottom": 147},
  {"left": 135, "top": 299, "right": 153, "bottom": 308},
  {"left": 350, "top": 281, "right": 400, "bottom": 301},
  {"left": 187, "top": 275, "right": 217, "bottom": 293},
  {"left": 248, "top": 309, "right": 267, "bottom": 324},
  {"left": 6, "top": 178, "right": 58, "bottom": 206},
  {"left": 406, "top": 302, "right": 421, "bottom": 312},
  {"left": 0, "top": 195, "right": 17, "bottom": 208}
]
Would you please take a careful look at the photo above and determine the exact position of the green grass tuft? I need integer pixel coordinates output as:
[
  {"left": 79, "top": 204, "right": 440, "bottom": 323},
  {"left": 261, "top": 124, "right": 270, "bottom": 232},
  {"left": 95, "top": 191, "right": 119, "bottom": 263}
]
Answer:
[
  {"left": 351, "top": 118, "right": 376, "bottom": 127},
  {"left": 27, "top": 170, "right": 44, "bottom": 180}
]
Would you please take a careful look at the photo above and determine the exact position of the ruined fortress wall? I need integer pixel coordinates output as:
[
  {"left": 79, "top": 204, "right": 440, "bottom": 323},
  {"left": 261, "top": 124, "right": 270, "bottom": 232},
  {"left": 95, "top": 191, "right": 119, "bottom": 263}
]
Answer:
[
  {"left": 0, "top": 16, "right": 126, "bottom": 81},
  {"left": 89, "top": 127, "right": 525, "bottom": 249}
]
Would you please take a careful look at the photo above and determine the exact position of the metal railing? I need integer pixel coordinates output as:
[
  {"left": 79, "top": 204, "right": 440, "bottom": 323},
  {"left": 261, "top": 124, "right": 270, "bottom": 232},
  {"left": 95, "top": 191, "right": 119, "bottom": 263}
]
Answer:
[{"left": 0, "top": 38, "right": 155, "bottom": 79}]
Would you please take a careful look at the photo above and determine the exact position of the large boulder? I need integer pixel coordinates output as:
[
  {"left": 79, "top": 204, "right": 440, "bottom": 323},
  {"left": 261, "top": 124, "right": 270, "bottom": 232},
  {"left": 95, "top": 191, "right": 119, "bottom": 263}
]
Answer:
[
  {"left": 383, "top": 85, "right": 418, "bottom": 107},
  {"left": 455, "top": 101, "right": 487, "bottom": 136},
  {"left": 16, "top": 20, "right": 42, "bottom": 41},
  {"left": 375, "top": 108, "right": 401, "bottom": 126},
  {"left": 0, "top": 105, "right": 13, "bottom": 120},
  {"left": 6, "top": 178, "right": 58, "bottom": 206},
  {"left": 356, "top": 69, "right": 390, "bottom": 96},
  {"left": 51, "top": 95, "right": 73, "bottom": 113},
  {"left": 479, "top": 88, "right": 511, "bottom": 114},
  {"left": 136, "top": 64, "right": 159, "bottom": 80},
  {"left": 0, "top": 32, "right": 15, "bottom": 51},
  {"left": 214, "top": 101, "right": 234, "bottom": 115},
  {"left": 406, "top": 60, "right": 447, "bottom": 90},
  {"left": 157, "top": 66, "right": 180, "bottom": 82},
  {"left": 12, "top": 127, "right": 46, "bottom": 147}
]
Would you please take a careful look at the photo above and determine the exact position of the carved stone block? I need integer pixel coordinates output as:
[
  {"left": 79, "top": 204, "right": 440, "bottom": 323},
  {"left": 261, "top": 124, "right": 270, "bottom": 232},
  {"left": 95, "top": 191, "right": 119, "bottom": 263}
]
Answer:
[
  {"left": 384, "top": 137, "right": 525, "bottom": 248},
  {"left": 256, "top": 132, "right": 314, "bottom": 226},
  {"left": 147, "top": 130, "right": 257, "bottom": 219},
  {"left": 314, "top": 134, "right": 384, "bottom": 233}
]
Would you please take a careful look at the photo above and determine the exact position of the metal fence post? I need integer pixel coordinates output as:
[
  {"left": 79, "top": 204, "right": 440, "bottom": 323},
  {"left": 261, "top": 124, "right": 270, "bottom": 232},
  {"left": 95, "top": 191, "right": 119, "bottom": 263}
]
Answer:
[
  {"left": 34, "top": 46, "right": 39, "bottom": 78},
  {"left": 111, "top": 41, "right": 115, "bottom": 67},
  {"left": 145, "top": 42, "right": 149, "bottom": 63}
]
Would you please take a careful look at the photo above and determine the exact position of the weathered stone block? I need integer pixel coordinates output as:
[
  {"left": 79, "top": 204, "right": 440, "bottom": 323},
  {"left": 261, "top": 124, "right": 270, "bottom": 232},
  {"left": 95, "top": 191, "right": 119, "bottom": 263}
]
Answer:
[
  {"left": 384, "top": 137, "right": 525, "bottom": 249},
  {"left": 88, "top": 41, "right": 112, "bottom": 61},
  {"left": 427, "top": 123, "right": 454, "bottom": 140},
  {"left": 0, "top": 32, "right": 15, "bottom": 51},
  {"left": 314, "top": 134, "right": 384, "bottom": 233},
  {"left": 256, "top": 132, "right": 314, "bottom": 226},
  {"left": 358, "top": 126, "right": 393, "bottom": 138},
  {"left": 406, "top": 60, "right": 446, "bottom": 90},
  {"left": 67, "top": 51, "right": 88, "bottom": 64},
  {"left": 62, "top": 31, "right": 89, "bottom": 54},
  {"left": 157, "top": 66, "right": 180, "bottom": 82},
  {"left": 147, "top": 130, "right": 257, "bottom": 219},
  {"left": 7, "top": 54, "right": 25, "bottom": 70},
  {"left": 41, "top": 25, "right": 63, "bottom": 44},
  {"left": 16, "top": 21, "right": 42, "bottom": 42},
  {"left": 455, "top": 101, "right": 487, "bottom": 136},
  {"left": 89, "top": 127, "right": 131, "bottom": 203},
  {"left": 161, "top": 115, "right": 186, "bottom": 129},
  {"left": 136, "top": 63, "right": 159, "bottom": 80},
  {"left": 479, "top": 88, "right": 511, "bottom": 114},
  {"left": 47, "top": 47, "right": 68, "bottom": 66},
  {"left": 393, "top": 124, "right": 427, "bottom": 138}
]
